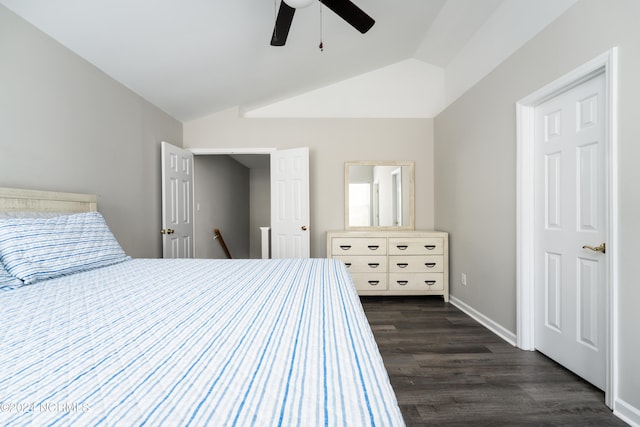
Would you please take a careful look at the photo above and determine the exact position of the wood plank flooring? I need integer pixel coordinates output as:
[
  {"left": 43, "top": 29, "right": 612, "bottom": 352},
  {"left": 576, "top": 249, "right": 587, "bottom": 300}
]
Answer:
[{"left": 360, "top": 296, "right": 627, "bottom": 427}]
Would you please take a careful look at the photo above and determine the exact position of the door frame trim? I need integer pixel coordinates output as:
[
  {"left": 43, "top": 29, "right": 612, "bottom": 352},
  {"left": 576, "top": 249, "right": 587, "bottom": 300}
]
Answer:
[
  {"left": 189, "top": 147, "right": 276, "bottom": 156},
  {"left": 515, "top": 48, "right": 618, "bottom": 407}
]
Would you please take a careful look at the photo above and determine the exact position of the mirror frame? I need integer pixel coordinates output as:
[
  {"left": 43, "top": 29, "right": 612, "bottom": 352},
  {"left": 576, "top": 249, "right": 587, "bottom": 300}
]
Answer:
[{"left": 344, "top": 160, "right": 415, "bottom": 230}]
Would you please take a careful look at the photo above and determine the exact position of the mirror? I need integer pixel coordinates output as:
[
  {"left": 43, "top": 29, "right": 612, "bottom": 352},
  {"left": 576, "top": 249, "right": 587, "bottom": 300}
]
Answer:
[{"left": 345, "top": 161, "right": 414, "bottom": 230}]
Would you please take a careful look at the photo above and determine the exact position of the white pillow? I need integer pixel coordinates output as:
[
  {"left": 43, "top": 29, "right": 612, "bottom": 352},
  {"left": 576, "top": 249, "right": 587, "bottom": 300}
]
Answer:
[
  {"left": 0, "top": 212, "right": 129, "bottom": 284},
  {"left": 0, "top": 262, "right": 24, "bottom": 291}
]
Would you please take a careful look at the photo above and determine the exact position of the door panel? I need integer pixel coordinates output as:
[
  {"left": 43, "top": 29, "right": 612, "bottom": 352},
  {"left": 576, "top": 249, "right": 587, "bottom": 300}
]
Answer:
[
  {"left": 534, "top": 73, "right": 606, "bottom": 389},
  {"left": 161, "top": 141, "right": 194, "bottom": 259},
  {"left": 578, "top": 257, "right": 599, "bottom": 348},
  {"left": 544, "top": 252, "right": 562, "bottom": 332},
  {"left": 545, "top": 152, "right": 561, "bottom": 229},
  {"left": 578, "top": 143, "right": 598, "bottom": 230}
]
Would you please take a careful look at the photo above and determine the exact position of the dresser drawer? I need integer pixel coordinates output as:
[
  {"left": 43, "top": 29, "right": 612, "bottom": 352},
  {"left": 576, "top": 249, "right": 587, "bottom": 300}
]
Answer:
[
  {"left": 388, "top": 273, "right": 444, "bottom": 291},
  {"left": 336, "top": 256, "right": 387, "bottom": 273},
  {"left": 389, "top": 238, "right": 444, "bottom": 255},
  {"left": 389, "top": 255, "right": 444, "bottom": 273},
  {"left": 350, "top": 273, "right": 387, "bottom": 291},
  {"left": 331, "top": 237, "right": 387, "bottom": 255}
]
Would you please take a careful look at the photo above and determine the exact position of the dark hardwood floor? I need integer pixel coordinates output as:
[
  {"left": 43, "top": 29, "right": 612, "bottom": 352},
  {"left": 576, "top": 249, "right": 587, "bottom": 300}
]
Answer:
[{"left": 360, "top": 296, "right": 627, "bottom": 427}]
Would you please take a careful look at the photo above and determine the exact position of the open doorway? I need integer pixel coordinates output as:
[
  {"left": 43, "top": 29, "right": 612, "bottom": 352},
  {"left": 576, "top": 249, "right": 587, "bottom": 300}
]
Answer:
[{"left": 193, "top": 154, "right": 270, "bottom": 259}]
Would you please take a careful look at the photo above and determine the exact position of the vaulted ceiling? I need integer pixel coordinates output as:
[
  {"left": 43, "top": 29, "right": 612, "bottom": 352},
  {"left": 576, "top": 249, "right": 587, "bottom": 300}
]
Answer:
[{"left": 0, "top": 0, "right": 573, "bottom": 121}]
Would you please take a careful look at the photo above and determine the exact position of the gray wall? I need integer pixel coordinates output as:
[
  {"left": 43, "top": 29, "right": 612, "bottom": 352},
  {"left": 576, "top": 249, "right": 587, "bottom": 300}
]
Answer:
[
  {"left": 434, "top": 0, "right": 640, "bottom": 412},
  {"left": 0, "top": 5, "right": 183, "bottom": 258},
  {"left": 194, "top": 156, "right": 250, "bottom": 259},
  {"left": 184, "top": 108, "right": 435, "bottom": 258}
]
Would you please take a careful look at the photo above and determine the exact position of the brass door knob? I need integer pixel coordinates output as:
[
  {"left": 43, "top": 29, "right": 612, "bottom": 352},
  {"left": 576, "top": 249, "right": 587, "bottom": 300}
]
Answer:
[
  {"left": 160, "top": 228, "right": 175, "bottom": 235},
  {"left": 582, "top": 243, "right": 605, "bottom": 253},
  {"left": 301, "top": 225, "right": 308, "bottom": 231}
]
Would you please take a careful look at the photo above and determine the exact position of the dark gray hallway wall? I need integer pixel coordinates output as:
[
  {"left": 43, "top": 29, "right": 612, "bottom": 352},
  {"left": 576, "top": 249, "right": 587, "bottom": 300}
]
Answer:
[
  {"left": 0, "top": 5, "right": 183, "bottom": 258},
  {"left": 194, "top": 156, "right": 250, "bottom": 259},
  {"left": 249, "top": 166, "right": 270, "bottom": 259}
]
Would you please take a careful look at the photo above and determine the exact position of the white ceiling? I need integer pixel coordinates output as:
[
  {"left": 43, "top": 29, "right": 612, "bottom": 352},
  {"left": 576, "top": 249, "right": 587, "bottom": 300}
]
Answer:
[{"left": 1, "top": 0, "right": 555, "bottom": 121}]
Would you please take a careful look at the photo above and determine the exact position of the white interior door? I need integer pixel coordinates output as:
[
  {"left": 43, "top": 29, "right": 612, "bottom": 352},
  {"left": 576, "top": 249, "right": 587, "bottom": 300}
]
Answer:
[
  {"left": 161, "top": 141, "right": 194, "bottom": 258},
  {"left": 533, "top": 73, "right": 607, "bottom": 389},
  {"left": 270, "top": 147, "right": 310, "bottom": 258}
]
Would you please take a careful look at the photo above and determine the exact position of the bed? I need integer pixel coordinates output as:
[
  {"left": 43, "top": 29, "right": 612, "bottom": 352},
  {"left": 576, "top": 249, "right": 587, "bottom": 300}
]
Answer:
[{"left": 0, "top": 188, "right": 404, "bottom": 426}]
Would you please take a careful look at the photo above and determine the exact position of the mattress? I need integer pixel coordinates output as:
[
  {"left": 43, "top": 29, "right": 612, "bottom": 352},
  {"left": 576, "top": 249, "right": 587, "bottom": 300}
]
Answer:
[{"left": 0, "top": 258, "right": 404, "bottom": 426}]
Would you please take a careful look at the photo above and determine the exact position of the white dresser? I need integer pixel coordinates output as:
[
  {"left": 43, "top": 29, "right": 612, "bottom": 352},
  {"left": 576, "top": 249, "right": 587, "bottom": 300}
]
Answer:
[{"left": 326, "top": 230, "right": 449, "bottom": 301}]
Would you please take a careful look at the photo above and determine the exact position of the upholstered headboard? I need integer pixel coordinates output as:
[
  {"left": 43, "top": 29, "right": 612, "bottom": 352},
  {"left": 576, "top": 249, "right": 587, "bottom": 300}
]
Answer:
[{"left": 0, "top": 188, "right": 97, "bottom": 213}]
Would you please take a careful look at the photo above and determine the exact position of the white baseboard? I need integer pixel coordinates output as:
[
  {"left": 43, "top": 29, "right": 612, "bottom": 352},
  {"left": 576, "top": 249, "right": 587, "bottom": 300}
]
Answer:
[
  {"left": 449, "top": 295, "right": 517, "bottom": 347},
  {"left": 615, "top": 398, "right": 640, "bottom": 427}
]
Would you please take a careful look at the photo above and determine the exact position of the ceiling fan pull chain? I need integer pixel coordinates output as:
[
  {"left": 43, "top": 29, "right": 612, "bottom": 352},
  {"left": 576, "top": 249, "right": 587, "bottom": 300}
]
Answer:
[{"left": 318, "top": 2, "right": 324, "bottom": 51}]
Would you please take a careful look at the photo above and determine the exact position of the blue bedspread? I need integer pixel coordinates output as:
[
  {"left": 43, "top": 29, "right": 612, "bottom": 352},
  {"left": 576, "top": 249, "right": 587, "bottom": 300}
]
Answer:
[{"left": 0, "top": 258, "right": 404, "bottom": 426}]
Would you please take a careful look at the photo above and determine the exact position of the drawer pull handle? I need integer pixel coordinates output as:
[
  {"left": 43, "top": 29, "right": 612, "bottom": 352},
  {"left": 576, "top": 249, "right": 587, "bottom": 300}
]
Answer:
[
  {"left": 368, "top": 245, "right": 380, "bottom": 250},
  {"left": 425, "top": 262, "right": 436, "bottom": 268},
  {"left": 344, "top": 263, "right": 352, "bottom": 268},
  {"left": 368, "top": 280, "right": 380, "bottom": 286},
  {"left": 425, "top": 280, "right": 436, "bottom": 286},
  {"left": 396, "top": 245, "right": 408, "bottom": 250},
  {"left": 368, "top": 263, "right": 379, "bottom": 268},
  {"left": 397, "top": 263, "right": 408, "bottom": 268},
  {"left": 340, "top": 245, "right": 352, "bottom": 250},
  {"left": 397, "top": 280, "right": 408, "bottom": 286},
  {"left": 424, "top": 245, "right": 436, "bottom": 250}
]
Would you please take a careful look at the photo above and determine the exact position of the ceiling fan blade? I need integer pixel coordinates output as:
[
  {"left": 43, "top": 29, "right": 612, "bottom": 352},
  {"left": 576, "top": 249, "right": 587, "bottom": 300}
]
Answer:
[
  {"left": 319, "top": 0, "right": 375, "bottom": 34},
  {"left": 270, "top": 2, "right": 296, "bottom": 46}
]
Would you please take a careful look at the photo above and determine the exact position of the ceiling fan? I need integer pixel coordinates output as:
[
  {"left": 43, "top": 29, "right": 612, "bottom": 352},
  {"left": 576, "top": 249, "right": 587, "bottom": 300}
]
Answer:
[{"left": 271, "top": 0, "right": 375, "bottom": 46}]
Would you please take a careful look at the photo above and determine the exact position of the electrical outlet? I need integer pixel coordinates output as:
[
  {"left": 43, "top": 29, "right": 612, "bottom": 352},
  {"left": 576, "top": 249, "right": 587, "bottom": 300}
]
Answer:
[{"left": 461, "top": 273, "right": 467, "bottom": 286}]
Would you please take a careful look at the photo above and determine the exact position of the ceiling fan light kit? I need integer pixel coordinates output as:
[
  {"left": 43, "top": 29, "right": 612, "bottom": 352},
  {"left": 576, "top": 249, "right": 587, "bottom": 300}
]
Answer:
[
  {"left": 271, "top": 0, "right": 375, "bottom": 47},
  {"left": 283, "top": 0, "right": 314, "bottom": 8}
]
